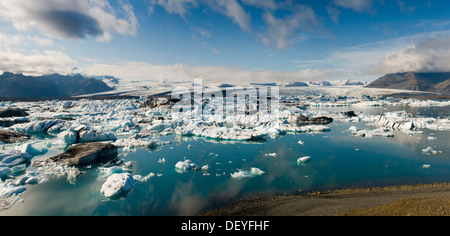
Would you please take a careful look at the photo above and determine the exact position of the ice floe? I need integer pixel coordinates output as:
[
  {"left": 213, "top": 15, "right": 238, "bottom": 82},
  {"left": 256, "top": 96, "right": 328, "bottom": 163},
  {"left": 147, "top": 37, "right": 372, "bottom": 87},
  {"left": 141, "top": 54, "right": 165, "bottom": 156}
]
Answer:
[
  {"left": 100, "top": 173, "right": 135, "bottom": 198},
  {"left": 297, "top": 156, "right": 311, "bottom": 165},
  {"left": 422, "top": 146, "right": 442, "bottom": 155},
  {"left": 230, "top": 168, "right": 265, "bottom": 179},
  {"left": 175, "top": 159, "right": 197, "bottom": 173}
]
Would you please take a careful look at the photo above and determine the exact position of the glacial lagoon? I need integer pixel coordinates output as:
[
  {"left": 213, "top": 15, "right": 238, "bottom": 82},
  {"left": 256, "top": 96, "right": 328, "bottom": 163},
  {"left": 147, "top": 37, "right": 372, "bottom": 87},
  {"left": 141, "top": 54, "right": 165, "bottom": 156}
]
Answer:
[{"left": 1, "top": 98, "right": 449, "bottom": 216}]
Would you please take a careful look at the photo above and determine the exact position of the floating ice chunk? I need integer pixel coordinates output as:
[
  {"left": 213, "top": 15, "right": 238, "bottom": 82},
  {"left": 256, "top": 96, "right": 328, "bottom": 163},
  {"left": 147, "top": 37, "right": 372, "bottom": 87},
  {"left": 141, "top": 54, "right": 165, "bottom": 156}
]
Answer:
[
  {"left": 175, "top": 160, "right": 197, "bottom": 173},
  {"left": 422, "top": 146, "right": 439, "bottom": 155},
  {"left": 0, "top": 151, "right": 32, "bottom": 168},
  {"left": 113, "top": 139, "right": 158, "bottom": 149},
  {"left": 201, "top": 165, "right": 209, "bottom": 172},
  {"left": 230, "top": 167, "right": 265, "bottom": 179},
  {"left": 133, "top": 173, "right": 155, "bottom": 182},
  {"left": 350, "top": 127, "right": 394, "bottom": 138},
  {"left": 57, "top": 129, "right": 78, "bottom": 146},
  {"left": 9, "top": 164, "right": 26, "bottom": 175},
  {"left": 265, "top": 153, "right": 277, "bottom": 157},
  {"left": 175, "top": 124, "right": 267, "bottom": 141},
  {"left": 78, "top": 128, "right": 117, "bottom": 144},
  {"left": 100, "top": 173, "right": 135, "bottom": 198},
  {"left": 427, "top": 136, "right": 437, "bottom": 141},
  {"left": 283, "top": 125, "right": 331, "bottom": 133},
  {"left": 0, "top": 167, "right": 9, "bottom": 179},
  {"left": 422, "top": 164, "right": 431, "bottom": 169},
  {"left": 348, "top": 126, "right": 359, "bottom": 133},
  {"left": 13, "top": 119, "right": 66, "bottom": 133},
  {"left": 297, "top": 156, "right": 311, "bottom": 165},
  {"left": 298, "top": 140, "right": 304, "bottom": 145},
  {"left": 16, "top": 143, "right": 48, "bottom": 156},
  {"left": 0, "top": 181, "right": 26, "bottom": 198},
  {"left": 157, "top": 158, "right": 166, "bottom": 164},
  {"left": 352, "top": 101, "right": 384, "bottom": 107}
]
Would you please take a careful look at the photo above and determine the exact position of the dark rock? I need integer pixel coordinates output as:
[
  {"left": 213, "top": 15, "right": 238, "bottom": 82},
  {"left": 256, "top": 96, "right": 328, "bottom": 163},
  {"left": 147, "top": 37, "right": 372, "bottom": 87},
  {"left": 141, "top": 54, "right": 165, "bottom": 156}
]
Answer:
[
  {"left": 288, "top": 114, "right": 334, "bottom": 126},
  {"left": 0, "top": 130, "right": 29, "bottom": 143},
  {"left": 0, "top": 108, "right": 29, "bottom": 118},
  {"left": 0, "top": 118, "right": 30, "bottom": 128},
  {"left": 46, "top": 142, "right": 118, "bottom": 166},
  {"left": 341, "top": 111, "right": 358, "bottom": 118}
]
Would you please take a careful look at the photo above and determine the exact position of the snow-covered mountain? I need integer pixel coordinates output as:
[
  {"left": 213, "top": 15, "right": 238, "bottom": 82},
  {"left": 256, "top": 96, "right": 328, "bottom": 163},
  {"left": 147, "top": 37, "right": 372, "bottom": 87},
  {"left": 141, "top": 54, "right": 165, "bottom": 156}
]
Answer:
[{"left": 0, "top": 72, "right": 114, "bottom": 98}]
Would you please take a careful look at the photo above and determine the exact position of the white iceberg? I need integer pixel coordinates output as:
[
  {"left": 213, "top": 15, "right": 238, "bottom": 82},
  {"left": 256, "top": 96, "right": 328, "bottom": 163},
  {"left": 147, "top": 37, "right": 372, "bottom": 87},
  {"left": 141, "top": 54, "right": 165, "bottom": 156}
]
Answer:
[
  {"left": 0, "top": 183, "right": 26, "bottom": 198},
  {"left": 175, "top": 159, "right": 197, "bottom": 173},
  {"left": 16, "top": 143, "right": 48, "bottom": 156},
  {"left": 100, "top": 173, "right": 135, "bottom": 198},
  {"left": 0, "top": 151, "right": 32, "bottom": 168},
  {"left": 58, "top": 126, "right": 117, "bottom": 146},
  {"left": 297, "top": 156, "right": 311, "bottom": 165},
  {"left": 133, "top": 173, "right": 155, "bottom": 182},
  {"left": 348, "top": 126, "right": 394, "bottom": 138},
  {"left": 13, "top": 119, "right": 66, "bottom": 133},
  {"left": 230, "top": 167, "right": 265, "bottom": 179},
  {"left": 422, "top": 164, "right": 431, "bottom": 169},
  {"left": 422, "top": 146, "right": 440, "bottom": 155}
]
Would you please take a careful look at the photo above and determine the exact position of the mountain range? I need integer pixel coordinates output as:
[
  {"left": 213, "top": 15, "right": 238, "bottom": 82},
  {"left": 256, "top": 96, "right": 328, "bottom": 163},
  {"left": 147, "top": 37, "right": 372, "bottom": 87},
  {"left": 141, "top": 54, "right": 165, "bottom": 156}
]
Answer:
[
  {"left": 367, "top": 72, "right": 450, "bottom": 95},
  {"left": 0, "top": 72, "right": 114, "bottom": 98}
]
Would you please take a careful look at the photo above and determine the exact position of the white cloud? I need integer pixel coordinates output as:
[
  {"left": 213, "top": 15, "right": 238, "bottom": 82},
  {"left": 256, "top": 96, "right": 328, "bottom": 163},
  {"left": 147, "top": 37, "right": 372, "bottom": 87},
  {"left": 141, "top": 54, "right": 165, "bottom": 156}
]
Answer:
[
  {"left": 370, "top": 34, "right": 450, "bottom": 74},
  {"left": 260, "top": 6, "right": 318, "bottom": 49},
  {"left": 206, "top": 0, "right": 251, "bottom": 32},
  {"left": 0, "top": 0, "right": 138, "bottom": 41},
  {"left": 327, "top": 5, "right": 341, "bottom": 25},
  {"left": 150, "top": 0, "right": 251, "bottom": 32},
  {"left": 78, "top": 60, "right": 337, "bottom": 85},
  {"left": 332, "top": 0, "right": 373, "bottom": 13},
  {"left": 0, "top": 32, "right": 75, "bottom": 75},
  {"left": 27, "top": 36, "right": 54, "bottom": 46},
  {"left": 151, "top": 0, "right": 197, "bottom": 18},
  {"left": 241, "top": 0, "right": 278, "bottom": 11}
]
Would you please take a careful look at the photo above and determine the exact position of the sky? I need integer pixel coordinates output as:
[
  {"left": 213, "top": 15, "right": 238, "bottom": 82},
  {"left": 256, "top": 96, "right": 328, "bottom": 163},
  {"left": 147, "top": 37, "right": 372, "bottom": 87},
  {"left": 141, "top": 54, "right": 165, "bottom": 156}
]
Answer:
[{"left": 1, "top": 0, "right": 450, "bottom": 84}]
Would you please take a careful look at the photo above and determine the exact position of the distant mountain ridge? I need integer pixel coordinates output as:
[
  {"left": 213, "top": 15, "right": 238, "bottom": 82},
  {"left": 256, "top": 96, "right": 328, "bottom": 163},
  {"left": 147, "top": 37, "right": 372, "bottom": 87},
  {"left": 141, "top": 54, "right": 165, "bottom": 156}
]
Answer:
[
  {"left": 367, "top": 72, "right": 450, "bottom": 95},
  {"left": 0, "top": 72, "right": 114, "bottom": 98}
]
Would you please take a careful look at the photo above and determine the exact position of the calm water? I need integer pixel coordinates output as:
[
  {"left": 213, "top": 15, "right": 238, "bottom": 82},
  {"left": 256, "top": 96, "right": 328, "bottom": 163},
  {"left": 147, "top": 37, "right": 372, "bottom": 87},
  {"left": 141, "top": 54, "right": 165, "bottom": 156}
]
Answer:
[{"left": 1, "top": 105, "right": 449, "bottom": 216}]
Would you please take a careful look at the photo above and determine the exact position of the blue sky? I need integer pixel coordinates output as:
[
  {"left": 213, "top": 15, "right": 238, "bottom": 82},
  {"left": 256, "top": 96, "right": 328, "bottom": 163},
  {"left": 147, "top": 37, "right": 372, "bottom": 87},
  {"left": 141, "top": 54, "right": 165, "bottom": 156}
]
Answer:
[{"left": 1, "top": 0, "right": 450, "bottom": 84}]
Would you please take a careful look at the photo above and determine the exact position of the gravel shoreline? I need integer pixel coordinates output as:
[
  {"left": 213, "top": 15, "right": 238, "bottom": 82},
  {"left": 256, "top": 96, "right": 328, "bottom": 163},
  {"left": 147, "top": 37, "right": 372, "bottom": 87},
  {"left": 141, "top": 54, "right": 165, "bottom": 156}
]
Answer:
[{"left": 200, "top": 183, "right": 450, "bottom": 216}]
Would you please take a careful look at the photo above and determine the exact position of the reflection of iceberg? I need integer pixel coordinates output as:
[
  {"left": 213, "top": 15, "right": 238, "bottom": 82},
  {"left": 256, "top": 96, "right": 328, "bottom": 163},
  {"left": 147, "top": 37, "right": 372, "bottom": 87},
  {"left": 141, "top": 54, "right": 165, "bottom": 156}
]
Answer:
[{"left": 230, "top": 167, "right": 265, "bottom": 179}]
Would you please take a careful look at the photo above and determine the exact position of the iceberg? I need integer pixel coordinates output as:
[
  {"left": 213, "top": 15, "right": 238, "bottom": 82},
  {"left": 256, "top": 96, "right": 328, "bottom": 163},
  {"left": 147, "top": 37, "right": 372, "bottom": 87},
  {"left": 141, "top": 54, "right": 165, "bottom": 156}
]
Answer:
[
  {"left": 58, "top": 126, "right": 117, "bottom": 146},
  {"left": 0, "top": 151, "right": 32, "bottom": 168},
  {"left": 100, "top": 173, "right": 135, "bottom": 198},
  {"left": 422, "top": 146, "right": 440, "bottom": 155},
  {"left": 13, "top": 119, "right": 66, "bottom": 133},
  {"left": 16, "top": 143, "right": 48, "bottom": 156},
  {"left": 175, "top": 160, "right": 197, "bottom": 173},
  {"left": 348, "top": 126, "right": 394, "bottom": 138},
  {"left": 297, "top": 156, "right": 311, "bottom": 165},
  {"left": 133, "top": 173, "right": 155, "bottom": 182},
  {"left": 230, "top": 167, "right": 265, "bottom": 179}
]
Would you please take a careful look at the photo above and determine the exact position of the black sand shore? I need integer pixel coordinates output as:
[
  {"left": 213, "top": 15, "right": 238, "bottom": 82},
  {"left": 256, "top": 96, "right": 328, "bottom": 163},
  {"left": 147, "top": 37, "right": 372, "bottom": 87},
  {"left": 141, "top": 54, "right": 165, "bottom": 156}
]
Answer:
[{"left": 200, "top": 183, "right": 450, "bottom": 216}]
